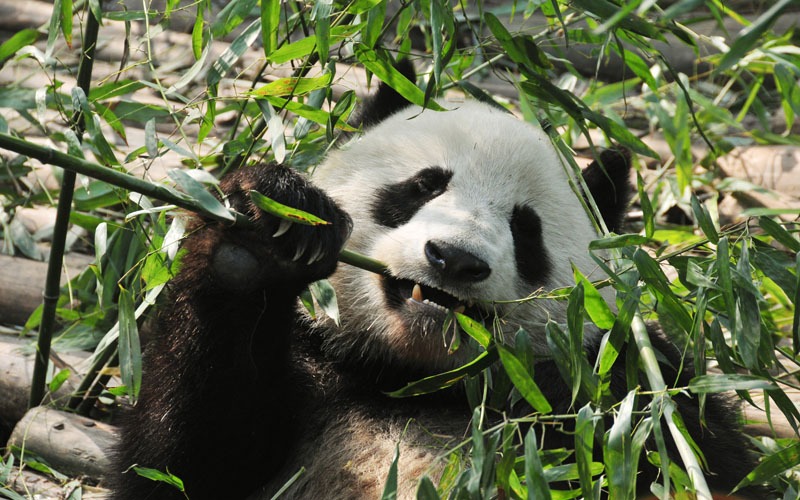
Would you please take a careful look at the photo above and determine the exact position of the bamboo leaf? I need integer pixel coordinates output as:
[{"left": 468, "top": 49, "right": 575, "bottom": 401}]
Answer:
[
  {"left": 589, "top": 234, "right": 650, "bottom": 249},
  {"left": 207, "top": 19, "right": 261, "bottom": 86},
  {"left": 386, "top": 349, "right": 498, "bottom": 398},
  {"left": 354, "top": 45, "right": 444, "bottom": 111},
  {"left": 251, "top": 74, "right": 333, "bottom": 97},
  {"left": 118, "top": 287, "right": 142, "bottom": 401},
  {"left": 312, "top": 0, "right": 332, "bottom": 64},
  {"left": 734, "top": 441, "right": 800, "bottom": 492},
  {"left": 604, "top": 390, "right": 637, "bottom": 498},
  {"left": 249, "top": 190, "right": 329, "bottom": 226},
  {"left": 0, "top": 29, "right": 39, "bottom": 68},
  {"left": 574, "top": 266, "right": 614, "bottom": 330},
  {"left": 210, "top": 0, "right": 257, "bottom": 38},
  {"left": 455, "top": 312, "right": 492, "bottom": 348},
  {"left": 524, "top": 427, "right": 551, "bottom": 500},
  {"left": 261, "top": 0, "right": 281, "bottom": 58},
  {"left": 133, "top": 467, "right": 185, "bottom": 491},
  {"left": 690, "top": 194, "right": 719, "bottom": 244},
  {"left": 309, "top": 280, "right": 339, "bottom": 326},
  {"left": 716, "top": 0, "right": 795, "bottom": 74},
  {"left": 689, "top": 374, "right": 775, "bottom": 393},
  {"left": 168, "top": 169, "right": 233, "bottom": 222},
  {"left": 759, "top": 217, "right": 800, "bottom": 253},
  {"left": 497, "top": 344, "right": 552, "bottom": 414},
  {"left": 575, "top": 403, "right": 597, "bottom": 498}
]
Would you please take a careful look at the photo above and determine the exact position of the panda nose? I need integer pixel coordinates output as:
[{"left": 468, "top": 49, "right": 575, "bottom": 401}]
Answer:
[{"left": 424, "top": 241, "right": 491, "bottom": 283}]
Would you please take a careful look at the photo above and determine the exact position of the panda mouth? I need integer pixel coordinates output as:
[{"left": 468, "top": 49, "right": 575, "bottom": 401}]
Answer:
[{"left": 381, "top": 276, "right": 477, "bottom": 316}]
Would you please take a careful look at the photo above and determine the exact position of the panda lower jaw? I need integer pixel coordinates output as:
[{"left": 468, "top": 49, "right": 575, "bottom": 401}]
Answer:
[{"left": 381, "top": 276, "right": 481, "bottom": 320}]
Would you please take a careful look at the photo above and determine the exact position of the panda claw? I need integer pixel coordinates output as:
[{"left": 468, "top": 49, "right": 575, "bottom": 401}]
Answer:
[
  {"left": 292, "top": 246, "right": 305, "bottom": 262},
  {"left": 273, "top": 220, "right": 292, "bottom": 238},
  {"left": 307, "top": 242, "right": 324, "bottom": 265}
]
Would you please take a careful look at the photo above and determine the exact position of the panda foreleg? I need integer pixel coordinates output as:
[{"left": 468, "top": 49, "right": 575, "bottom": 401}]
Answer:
[{"left": 108, "top": 164, "right": 351, "bottom": 500}]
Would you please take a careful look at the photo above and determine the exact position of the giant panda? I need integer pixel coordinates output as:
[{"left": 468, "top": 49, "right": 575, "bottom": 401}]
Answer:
[{"left": 108, "top": 76, "right": 765, "bottom": 499}]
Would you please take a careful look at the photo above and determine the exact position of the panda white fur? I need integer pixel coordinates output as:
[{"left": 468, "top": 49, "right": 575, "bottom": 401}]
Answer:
[{"left": 109, "top": 86, "right": 763, "bottom": 499}]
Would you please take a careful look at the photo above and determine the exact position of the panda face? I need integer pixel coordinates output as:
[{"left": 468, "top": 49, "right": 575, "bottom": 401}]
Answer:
[{"left": 312, "top": 100, "right": 608, "bottom": 371}]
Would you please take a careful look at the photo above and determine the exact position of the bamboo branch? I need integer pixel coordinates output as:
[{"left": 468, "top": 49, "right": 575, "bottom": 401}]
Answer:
[{"left": 0, "top": 133, "right": 388, "bottom": 275}]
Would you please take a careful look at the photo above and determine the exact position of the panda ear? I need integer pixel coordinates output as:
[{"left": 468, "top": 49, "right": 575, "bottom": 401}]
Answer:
[
  {"left": 581, "top": 148, "right": 632, "bottom": 233},
  {"left": 350, "top": 58, "right": 415, "bottom": 128}
]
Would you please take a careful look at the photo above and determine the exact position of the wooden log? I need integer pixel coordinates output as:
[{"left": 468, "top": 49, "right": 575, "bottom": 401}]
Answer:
[
  {"left": 2, "top": 465, "right": 109, "bottom": 500},
  {"left": 8, "top": 406, "right": 116, "bottom": 480},
  {"left": 0, "top": 336, "right": 87, "bottom": 424},
  {"left": 0, "top": 251, "right": 94, "bottom": 326}
]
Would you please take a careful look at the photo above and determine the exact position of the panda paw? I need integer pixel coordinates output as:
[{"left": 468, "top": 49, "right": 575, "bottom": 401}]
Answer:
[{"left": 209, "top": 163, "right": 352, "bottom": 292}]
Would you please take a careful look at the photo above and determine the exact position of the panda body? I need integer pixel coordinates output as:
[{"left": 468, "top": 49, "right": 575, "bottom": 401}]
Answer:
[{"left": 109, "top": 94, "right": 762, "bottom": 500}]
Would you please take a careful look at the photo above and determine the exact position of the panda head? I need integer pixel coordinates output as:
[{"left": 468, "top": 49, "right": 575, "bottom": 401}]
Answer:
[{"left": 312, "top": 99, "right": 631, "bottom": 375}]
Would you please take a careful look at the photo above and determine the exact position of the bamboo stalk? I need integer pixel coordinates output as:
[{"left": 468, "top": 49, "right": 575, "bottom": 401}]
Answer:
[
  {"left": 0, "top": 133, "right": 252, "bottom": 227},
  {"left": 630, "top": 313, "right": 712, "bottom": 500},
  {"left": 0, "top": 133, "right": 388, "bottom": 275},
  {"left": 28, "top": 5, "right": 102, "bottom": 409}
]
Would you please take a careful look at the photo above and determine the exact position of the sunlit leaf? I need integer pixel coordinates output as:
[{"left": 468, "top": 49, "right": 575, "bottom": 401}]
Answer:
[{"left": 249, "top": 190, "right": 329, "bottom": 226}]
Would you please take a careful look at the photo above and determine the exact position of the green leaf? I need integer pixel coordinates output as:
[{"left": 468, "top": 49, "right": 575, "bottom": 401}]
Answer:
[
  {"left": 604, "top": 390, "right": 637, "bottom": 499},
  {"left": 118, "top": 287, "right": 142, "bottom": 401},
  {"left": 312, "top": 0, "right": 332, "bottom": 64},
  {"left": 524, "top": 427, "right": 551, "bottom": 500},
  {"left": 380, "top": 443, "right": 399, "bottom": 500},
  {"left": 261, "top": 0, "right": 281, "bottom": 58},
  {"left": 251, "top": 74, "right": 333, "bottom": 97},
  {"left": 637, "top": 173, "right": 654, "bottom": 239},
  {"left": 716, "top": 0, "right": 795, "bottom": 74},
  {"left": 572, "top": 0, "right": 660, "bottom": 38},
  {"left": 249, "top": 190, "right": 329, "bottom": 226},
  {"left": 794, "top": 251, "right": 800, "bottom": 355},
  {"left": 88, "top": 80, "right": 147, "bottom": 101},
  {"left": 575, "top": 403, "right": 597, "bottom": 498},
  {"left": 690, "top": 194, "right": 718, "bottom": 244},
  {"left": 210, "top": 0, "right": 257, "bottom": 38},
  {"left": 363, "top": 1, "right": 387, "bottom": 47},
  {"left": 48, "top": 368, "right": 71, "bottom": 393},
  {"left": 144, "top": 118, "right": 158, "bottom": 158},
  {"left": 455, "top": 312, "right": 491, "bottom": 348},
  {"left": 734, "top": 441, "right": 800, "bottom": 492},
  {"left": 207, "top": 18, "right": 261, "bottom": 86},
  {"left": 598, "top": 288, "right": 639, "bottom": 377},
  {"left": 415, "top": 476, "right": 440, "bottom": 500},
  {"left": 386, "top": 349, "right": 498, "bottom": 398},
  {"left": 169, "top": 169, "right": 233, "bottom": 222},
  {"left": 354, "top": 45, "right": 443, "bottom": 111},
  {"left": 497, "top": 344, "right": 552, "bottom": 414},
  {"left": 589, "top": 234, "right": 650, "bottom": 250},
  {"left": 759, "top": 217, "right": 800, "bottom": 253},
  {"left": 0, "top": 29, "right": 39, "bottom": 68},
  {"left": 689, "top": 374, "right": 775, "bottom": 393},
  {"left": 309, "top": 279, "right": 339, "bottom": 326},
  {"left": 59, "top": 0, "right": 72, "bottom": 48},
  {"left": 133, "top": 467, "right": 185, "bottom": 491},
  {"left": 267, "top": 26, "right": 361, "bottom": 64},
  {"left": 573, "top": 266, "right": 614, "bottom": 330},
  {"left": 191, "top": 0, "right": 206, "bottom": 60}
]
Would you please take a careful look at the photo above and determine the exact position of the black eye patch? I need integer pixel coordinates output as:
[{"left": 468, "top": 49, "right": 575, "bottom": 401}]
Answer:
[
  {"left": 370, "top": 167, "right": 453, "bottom": 228},
  {"left": 510, "top": 205, "right": 551, "bottom": 286}
]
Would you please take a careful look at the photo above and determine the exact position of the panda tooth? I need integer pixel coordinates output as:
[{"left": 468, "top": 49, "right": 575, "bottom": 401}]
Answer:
[
  {"left": 454, "top": 305, "right": 465, "bottom": 314},
  {"left": 412, "top": 284, "right": 423, "bottom": 302},
  {"left": 273, "top": 219, "right": 292, "bottom": 237}
]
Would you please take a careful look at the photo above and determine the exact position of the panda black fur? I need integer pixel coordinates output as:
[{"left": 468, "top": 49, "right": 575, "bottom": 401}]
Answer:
[{"left": 109, "top": 86, "right": 764, "bottom": 499}]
